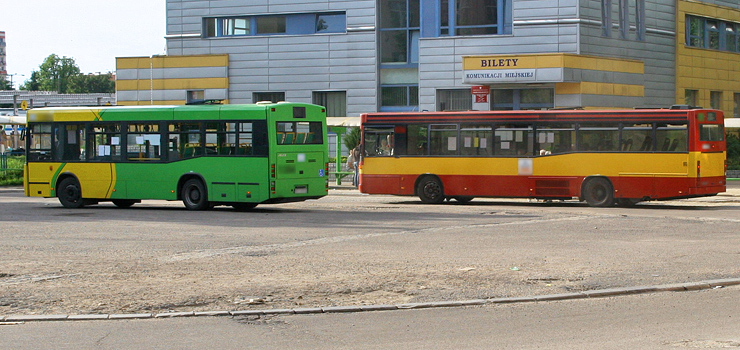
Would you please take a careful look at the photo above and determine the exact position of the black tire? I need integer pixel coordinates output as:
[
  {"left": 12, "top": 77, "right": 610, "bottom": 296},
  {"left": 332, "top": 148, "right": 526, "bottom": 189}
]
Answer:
[
  {"left": 112, "top": 199, "right": 138, "bottom": 208},
  {"left": 182, "top": 179, "right": 210, "bottom": 210},
  {"left": 454, "top": 196, "right": 474, "bottom": 204},
  {"left": 57, "top": 177, "right": 86, "bottom": 208},
  {"left": 417, "top": 176, "right": 445, "bottom": 204},
  {"left": 232, "top": 203, "right": 258, "bottom": 211},
  {"left": 616, "top": 198, "right": 641, "bottom": 207},
  {"left": 582, "top": 177, "right": 614, "bottom": 207}
]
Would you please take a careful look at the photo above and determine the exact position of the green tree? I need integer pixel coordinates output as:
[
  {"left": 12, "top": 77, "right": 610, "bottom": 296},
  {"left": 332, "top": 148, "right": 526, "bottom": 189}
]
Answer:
[
  {"left": 19, "top": 71, "right": 41, "bottom": 91},
  {"left": 343, "top": 127, "right": 361, "bottom": 151},
  {"left": 68, "top": 73, "right": 115, "bottom": 93},
  {"left": 0, "top": 75, "right": 12, "bottom": 90},
  {"left": 32, "top": 54, "right": 81, "bottom": 93},
  {"left": 727, "top": 133, "right": 740, "bottom": 170}
]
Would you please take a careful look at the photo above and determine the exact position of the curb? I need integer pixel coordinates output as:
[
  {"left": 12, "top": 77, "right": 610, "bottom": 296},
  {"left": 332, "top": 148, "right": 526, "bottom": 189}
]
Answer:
[{"left": 2, "top": 278, "right": 739, "bottom": 323}]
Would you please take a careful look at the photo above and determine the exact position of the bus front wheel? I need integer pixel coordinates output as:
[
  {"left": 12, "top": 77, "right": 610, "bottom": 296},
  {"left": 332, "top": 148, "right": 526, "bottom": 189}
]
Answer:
[
  {"left": 182, "top": 179, "right": 210, "bottom": 210},
  {"left": 417, "top": 176, "right": 445, "bottom": 204},
  {"left": 582, "top": 177, "right": 614, "bottom": 207},
  {"left": 58, "top": 177, "right": 86, "bottom": 208}
]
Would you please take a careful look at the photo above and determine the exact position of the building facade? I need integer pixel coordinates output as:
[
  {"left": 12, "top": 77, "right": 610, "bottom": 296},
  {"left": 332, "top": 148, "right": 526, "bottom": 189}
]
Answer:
[
  {"left": 116, "top": 0, "right": 740, "bottom": 122},
  {"left": 0, "top": 31, "right": 7, "bottom": 76}
]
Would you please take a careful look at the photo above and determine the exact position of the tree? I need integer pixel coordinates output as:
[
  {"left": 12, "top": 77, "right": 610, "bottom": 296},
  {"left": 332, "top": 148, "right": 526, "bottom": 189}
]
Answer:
[
  {"left": 0, "top": 75, "right": 12, "bottom": 90},
  {"left": 343, "top": 127, "right": 361, "bottom": 151},
  {"left": 22, "top": 54, "right": 81, "bottom": 93},
  {"left": 68, "top": 73, "right": 115, "bottom": 93},
  {"left": 20, "top": 71, "right": 41, "bottom": 91}
]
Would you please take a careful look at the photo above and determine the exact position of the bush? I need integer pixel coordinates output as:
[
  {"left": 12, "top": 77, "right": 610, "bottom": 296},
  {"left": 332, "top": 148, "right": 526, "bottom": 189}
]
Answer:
[
  {"left": 0, "top": 156, "right": 24, "bottom": 186},
  {"left": 728, "top": 134, "right": 740, "bottom": 170}
]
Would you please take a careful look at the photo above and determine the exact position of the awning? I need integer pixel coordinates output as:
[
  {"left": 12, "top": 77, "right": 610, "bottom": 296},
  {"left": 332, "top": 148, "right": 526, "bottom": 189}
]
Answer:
[
  {"left": 327, "top": 117, "right": 361, "bottom": 127},
  {"left": 0, "top": 115, "right": 26, "bottom": 125},
  {"left": 725, "top": 118, "right": 740, "bottom": 129}
]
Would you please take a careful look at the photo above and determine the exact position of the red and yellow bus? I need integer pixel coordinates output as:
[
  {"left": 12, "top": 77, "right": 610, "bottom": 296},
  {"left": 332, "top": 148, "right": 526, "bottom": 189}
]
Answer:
[{"left": 359, "top": 107, "right": 726, "bottom": 207}]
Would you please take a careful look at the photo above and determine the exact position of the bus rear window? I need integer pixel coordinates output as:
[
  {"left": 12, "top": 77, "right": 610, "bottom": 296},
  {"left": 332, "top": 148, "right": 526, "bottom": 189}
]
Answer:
[
  {"left": 699, "top": 124, "right": 724, "bottom": 141},
  {"left": 276, "top": 121, "right": 323, "bottom": 145}
]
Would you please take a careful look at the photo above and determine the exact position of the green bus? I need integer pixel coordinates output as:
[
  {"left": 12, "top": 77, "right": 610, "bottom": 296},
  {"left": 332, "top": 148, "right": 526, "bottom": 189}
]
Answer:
[{"left": 24, "top": 102, "right": 329, "bottom": 210}]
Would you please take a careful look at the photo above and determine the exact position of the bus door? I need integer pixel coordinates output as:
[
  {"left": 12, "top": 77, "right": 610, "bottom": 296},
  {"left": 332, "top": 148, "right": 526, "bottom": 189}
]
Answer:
[{"left": 691, "top": 111, "right": 726, "bottom": 189}]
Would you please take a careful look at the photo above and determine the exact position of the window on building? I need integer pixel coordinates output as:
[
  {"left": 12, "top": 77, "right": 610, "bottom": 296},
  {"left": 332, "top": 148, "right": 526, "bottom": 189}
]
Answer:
[
  {"left": 381, "top": 85, "right": 418, "bottom": 108},
  {"left": 618, "top": 0, "right": 629, "bottom": 39},
  {"left": 441, "top": 0, "right": 507, "bottom": 36},
  {"left": 204, "top": 12, "right": 346, "bottom": 37},
  {"left": 635, "top": 0, "right": 646, "bottom": 41},
  {"left": 686, "top": 15, "right": 740, "bottom": 53},
  {"left": 601, "top": 0, "right": 612, "bottom": 37},
  {"left": 735, "top": 93, "right": 740, "bottom": 118},
  {"left": 380, "top": 0, "right": 420, "bottom": 64},
  {"left": 710, "top": 91, "right": 722, "bottom": 110},
  {"left": 253, "top": 92, "right": 285, "bottom": 103},
  {"left": 256, "top": 16, "right": 286, "bottom": 34},
  {"left": 437, "top": 89, "right": 472, "bottom": 111},
  {"left": 313, "top": 91, "right": 347, "bottom": 118},
  {"left": 316, "top": 13, "right": 346, "bottom": 33},
  {"left": 187, "top": 90, "right": 205, "bottom": 104},
  {"left": 492, "top": 89, "right": 554, "bottom": 110},
  {"left": 685, "top": 89, "right": 698, "bottom": 107}
]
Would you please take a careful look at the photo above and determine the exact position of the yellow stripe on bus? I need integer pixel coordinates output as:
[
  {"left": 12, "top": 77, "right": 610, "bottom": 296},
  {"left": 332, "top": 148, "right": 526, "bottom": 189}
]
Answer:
[{"left": 362, "top": 152, "right": 725, "bottom": 178}]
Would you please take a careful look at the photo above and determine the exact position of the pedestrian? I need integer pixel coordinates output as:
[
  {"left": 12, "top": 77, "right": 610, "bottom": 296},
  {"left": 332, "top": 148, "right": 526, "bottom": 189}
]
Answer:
[{"left": 352, "top": 145, "right": 361, "bottom": 187}]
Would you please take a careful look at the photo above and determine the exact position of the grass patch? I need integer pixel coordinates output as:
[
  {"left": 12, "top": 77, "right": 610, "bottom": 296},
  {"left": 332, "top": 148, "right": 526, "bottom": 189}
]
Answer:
[{"left": 0, "top": 156, "right": 24, "bottom": 186}]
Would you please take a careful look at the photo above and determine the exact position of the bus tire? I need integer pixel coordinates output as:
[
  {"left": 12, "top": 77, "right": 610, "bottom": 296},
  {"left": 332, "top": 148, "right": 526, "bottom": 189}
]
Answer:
[
  {"left": 454, "top": 196, "right": 474, "bottom": 204},
  {"left": 58, "top": 177, "right": 86, "bottom": 208},
  {"left": 582, "top": 177, "right": 614, "bottom": 207},
  {"left": 232, "top": 203, "right": 258, "bottom": 211},
  {"left": 417, "top": 176, "right": 445, "bottom": 204},
  {"left": 182, "top": 179, "right": 210, "bottom": 211},
  {"left": 112, "top": 199, "right": 138, "bottom": 208}
]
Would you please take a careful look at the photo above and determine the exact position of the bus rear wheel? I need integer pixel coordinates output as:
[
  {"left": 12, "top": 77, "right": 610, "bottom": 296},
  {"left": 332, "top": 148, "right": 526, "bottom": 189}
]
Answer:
[
  {"left": 58, "top": 177, "right": 86, "bottom": 208},
  {"left": 582, "top": 177, "right": 614, "bottom": 207},
  {"left": 112, "top": 199, "right": 138, "bottom": 208},
  {"left": 182, "top": 179, "right": 210, "bottom": 210},
  {"left": 232, "top": 203, "right": 258, "bottom": 211},
  {"left": 417, "top": 176, "right": 445, "bottom": 204}
]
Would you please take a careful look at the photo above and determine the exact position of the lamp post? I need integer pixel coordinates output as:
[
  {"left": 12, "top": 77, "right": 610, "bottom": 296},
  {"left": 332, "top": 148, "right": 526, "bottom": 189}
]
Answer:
[{"left": 6, "top": 73, "right": 23, "bottom": 90}]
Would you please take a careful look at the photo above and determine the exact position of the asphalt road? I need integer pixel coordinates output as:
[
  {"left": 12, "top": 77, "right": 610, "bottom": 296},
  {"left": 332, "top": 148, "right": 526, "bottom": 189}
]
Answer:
[
  {"left": 1, "top": 286, "right": 739, "bottom": 349},
  {"left": 1, "top": 184, "right": 739, "bottom": 348}
]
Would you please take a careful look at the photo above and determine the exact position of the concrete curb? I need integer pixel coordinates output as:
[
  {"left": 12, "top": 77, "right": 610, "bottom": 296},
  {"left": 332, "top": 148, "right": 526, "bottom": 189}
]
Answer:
[{"left": 2, "top": 278, "right": 739, "bottom": 323}]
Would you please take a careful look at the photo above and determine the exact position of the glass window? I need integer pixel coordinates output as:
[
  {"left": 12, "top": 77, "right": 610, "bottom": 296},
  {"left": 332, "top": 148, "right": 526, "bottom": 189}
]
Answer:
[
  {"left": 316, "top": 13, "right": 346, "bottom": 33},
  {"left": 685, "top": 89, "right": 698, "bottom": 107},
  {"left": 727, "top": 24, "right": 737, "bottom": 52},
  {"left": 635, "top": 0, "right": 645, "bottom": 41},
  {"left": 89, "top": 123, "right": 122, "bottom": 161},
  {"left": 437, "top": 89, "right": 472, "bottom": 111},
  {"left": 364, "top": 127, "right": 395, "bottom": 156},
  {"left": 536, "top": 125, "right": 575, "bottom": 155},
  {"left": 708, "top": 20, "right": 720, "bottom": 50},
  {"left": 256, "top": 16, "right": 286, "bottom": 34},
  {"left": 656, "top": 123, "right": 688, "bottom": 152},
  {"left": 171, "top": 122, "right": 202, "bottom": 159},
  {"left": 276, "top": 122, "right": 323, "bottom": 145},
  {"left": 687, "top": 16, "right": 704, "bottom": 47},
  {"left": 27, "top": 123, "right": 53, "bottom": 161},
  {"left": 381, "top": 85, "right": 417, "bottom": 108},
  {"left": 381, "top": 0, "right": 408, "bottom": 28},
  {"left": 126, "top": 123, "right": 161, "bottom": 161},
  {"left": 442, "top": 0, "right": 501, "bottom": 36},
  {"left": 224, "top": 18, "right": 250, "bottom": 36},
  {"left": 406, "top": 124, "right": 428, "bottom": 155},
  {"left": 578, "top": 124, "right": 619, "bottom": 152},
  {"left": 380, "top": 30, "right": 408, "bottom": 63},
  {"left": 700, "top": 124, "right": 724, "bottom": 142},
  {"left": 254, "top": 92, "right": 285, "bottom": 103},
  {"left": 710, "top": 91, "right": 722, "bottom": 110},
  {"left": 313, "top": 91, "right": 346, "bottom": 118},
  {"left": 621, "top": 123, "right": 653, "bottom": 152},
  {"left": 430, "top": 124, "right": 458, "bottom": 156},
  {"left": 61, "top": 124, "right": 86, "bottom": 161},
  {"left": 204, "top": 18, "right": 217, "bottom": 37},
  {"left": 618, "top": 0, "right": 629, "bottom": 39},
  {"left": 460, "top": 125, "right": 493, "bottom": 156},
  {"left": 495, "top": 124, "right": 533, "bottom": 156},
  {"left": 734, "top": 93, "right": 740, "bottom": 118}
]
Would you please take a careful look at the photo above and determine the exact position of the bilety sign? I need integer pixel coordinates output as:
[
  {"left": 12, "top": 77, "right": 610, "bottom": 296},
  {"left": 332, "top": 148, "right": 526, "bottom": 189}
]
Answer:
[{"left": 463, "top": 56, "right": 541, "bottom": 84}]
